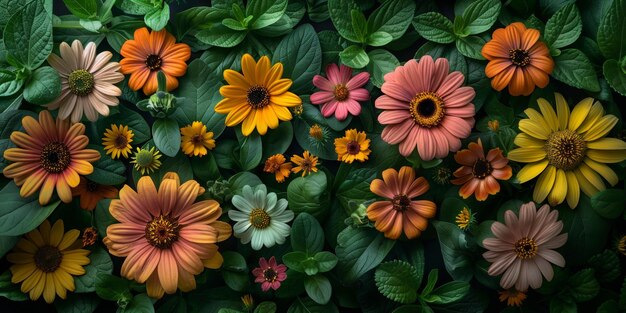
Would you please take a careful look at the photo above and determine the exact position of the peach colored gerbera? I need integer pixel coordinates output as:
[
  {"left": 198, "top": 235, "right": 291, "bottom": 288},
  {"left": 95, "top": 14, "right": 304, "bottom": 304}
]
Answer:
[
  {"left": 451, "top": 139, "right": 512, "bottom": 201},
  {"left": 482, "top": 22, "right": 554, "bottom": 96},
  {"left": 483, "top": 202, "right": 567, "bottom": 291},
  {"left": 2, "top": 110, "right": 100, "bottom": 205},
  {"left": 120, "top": 27, "right": 191, "bottom": 95},
  {"left": 375, "top": 55, "right": 475, "bottom": 160},
  {"left": 47, "top": 40, "right": 124, "bottom": 122},
  {"left": 366, "top": 166, "right": 437, "bottom": 239},
  {"left": 103, "top": 172, "right": 232, "bottom": 298},
  {"left": 310, "top": 63, "right": 370, "bottom": 121}
]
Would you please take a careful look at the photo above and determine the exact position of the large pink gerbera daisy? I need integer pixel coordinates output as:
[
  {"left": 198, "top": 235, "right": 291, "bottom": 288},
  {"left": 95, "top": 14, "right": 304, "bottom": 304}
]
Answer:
[
  {"left": 310, "top": 64, "right": 370, "bottom": 121},
  {"left": 483, "top": 202, "right": 567, "bottom": 291},
  {"left": 375, "top": 55, "right": 475, "bottom": 160}
]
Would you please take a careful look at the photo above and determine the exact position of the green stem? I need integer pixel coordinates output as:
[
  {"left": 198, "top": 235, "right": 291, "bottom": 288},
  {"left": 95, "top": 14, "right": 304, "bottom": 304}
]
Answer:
[{"left": 53, "top": 20, "right": 84, "bottom": 29}]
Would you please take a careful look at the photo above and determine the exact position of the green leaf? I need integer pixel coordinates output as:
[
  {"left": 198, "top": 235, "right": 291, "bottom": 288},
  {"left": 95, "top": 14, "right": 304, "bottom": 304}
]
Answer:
[
  {"left": 455, "top": 36, "right": 486, "bottom": 60},
  {"left": 152, "top": 118, "right": 181, "bottom": 157},
  {"left": 0, "top": 182, "right": 60, "bottom": 236},
  {"left": 552, "top": 48, "right": 600, "bottom": 92},
  {"left": 254, "top": 302, "right": 276, "bottom": 313},
  {"left": 144, "top": 3, "right": 169, "bottom": 31},
  {"left": 222, "top": 18, "right": 246, "bottom": 30},
  {"left": 422, "top": 269, "right": 438, "bottom": 295},
  {"left": 0, "top": 271, "right": 27, "bottom": 301},
  {"left": 125, "top": 293, "right": 155, "bottom": 313},
  {"left": 544, "top": 3, "right": 582, "bottom": 49},
  {"left": 327, "top": 0, "right": 361, "bottom": 42},
  {"left": 339, "top": 45, "right": 369, "bottom": 68},
  {"left": 590, "top": 189, "right": 626, "bottom": 219},
  {"left": 3, "top": 0, "right": 52, "bottom": 68},
  {"left": 23, "top": 66, "right": 61, "bottom": 105},
  {"left": 620, "top": 277, "right": 626, "bottom": 310},
  {"left": 247, "top": 0, "right": 288, "bottom": 29},
  {"left": 375, "top": 260, "right": 420, "bottom": 304},
  {"left": 367, "top": 0, "right": 415, "bottom": 40},
  {"left": 221, "top": 251, "right": 249, "bottom": 292},
  {"left": 235, "top": 130, "right": 262, "bottom": 171},
  {"left": 432, "top": 221, "right": 473, "bottom": 281},
  {"left": 0, "top": 236, "right": 18, "bottom": 259},
  {"left": 62, "top": 0, "right": 97, "bottom": 19},
  {"left": 461, "top": 0, "right": 501, "bottom": 35},
  {"left": 272, "top": 24, "right": 322, "bottom": 94},
  {"left": 95, "top": 273, "right": 132, "bottom": 303},
  {"left": 603, "top": 59, "right": 626, "bottom": 96},
  {"left": 140, "top": 151, "right": 193, "bottom": 187},
  {"left": 365, "top": 49, "right": 399, "bottom": 87},
  {"left": 393, "top": 305, "right": 433, "bottom": 313},
  {"left": 0, "top": 70, "right": 23, "bottom": 97},
  {"left": 588, "top": 250, "right": 621, "bottom": 283},
  {"left": 79, "top": 19, "right": 102, "bottom": 33},
  {"left": 75, "top": 246, "right": 113, "bottom": 293},
  {"left": 335, "top": 226, "right": 395, "bottom": 284},
  {"left": 254, "top": 1, "right": 306, "bottom": 37},
  {"left": 597, "top": 300, "right": 620, "bottom": 313},
  {"left": 283, "top": 251, "right": 308, "bottom": 272},
  {"left": 55, "top": 293, "right": 100, "bottom": 313},
  {"left": 173, "top": 7, "right": 227, "bottom": 39},
  {"left": 412, "top": 12, "right": 455, "bottom": 44},
  {"left": 196, "top": 24, "right": 246, "bottom": 48},
  {"left": 313, "top": 251, "right": 338, "bottom": 272},
  {"left": 287, "top": 297, "right": 339, "bottom": 313},
  {"left": 351, "top": 9, "right": 367, "bottom": 43},
  {"left": 287, "top": 172, "right": 330, "bottom": 219},
  {"left": 290, "top": 212, "right": 325, "bottom": 255},
  {"left": 550, "top": 298, "right": 577, "bottom": 313},
  {"left": 567, "top": 268, "right": 600, "bottom": 302},
  {"left": 261, "top": 121, "right": 293, "bottom": 159},
  {"left": 596, "top": 0, "right": 626, "bottom": 60},
  {"left": 335, "top": 167, "right": 376, "bottom": 212},
  {"left": 367, "top": 31, "right": 393, "bottom": 46},
  {"left": 422, "top": 281, "right": 470, "bottom": 304},
  {"left": 95, "top": 199, "right": 115, "bottom": 239},
  {"left": 106, "top": 18, "right": 145, "bottom": 53},
  {"left": 304, "top": 275, "right": 332, "bottom": 304},
  {"left": 318, "top": 30, "right": 347, "bottom": 66}
]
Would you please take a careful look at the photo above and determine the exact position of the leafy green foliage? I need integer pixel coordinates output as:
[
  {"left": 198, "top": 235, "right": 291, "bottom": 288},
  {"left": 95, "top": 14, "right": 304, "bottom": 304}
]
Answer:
[
  {"left": 375, "top": 260, "right": 420, "bottom": 304},
  {"left": 272, "top": 24, "right": 322, "bottom": 94},
  {"left": 543, "top": 3, "right": 582, "bottom": 49},
  {"left": 412, "top": 12, "right": 455, "bottom": 44},
  {"left": 0, "top": 182, "right": 60, "bottom": 236},
  {"left": 597, "top": 0, "right": 626, "bottom": 60},
  {"left": 432, "top": 221, "right": 473, "bottom": 281},
  {"left": 75, "top": 246, "right": 114, "bottom": 293},
  {"left": 291, "top": 213, "right": 324, "bottom": 255},
  {"left": 461, "top": 0, "right": 501, "bottom": 35},
  {"left": 22, "top": 66, "right": 60, "bottom": 105},
  {"left": 588, "top": 250, "right": 621, "bottom": 283},
  {"left": 3, "top": 0, "right": 52, "bottom": 69},
  {"left": 552, "top": 48, "right": 600, "bottom": 92},
  {"left": 591, "top": 189, "right": 626, "bottom": 219},
  {"left": 287, "top": 172, "right": 330, "bottom": 218},
  {"left": 336, "top": 226, "right": 395, "bottom": 284}
]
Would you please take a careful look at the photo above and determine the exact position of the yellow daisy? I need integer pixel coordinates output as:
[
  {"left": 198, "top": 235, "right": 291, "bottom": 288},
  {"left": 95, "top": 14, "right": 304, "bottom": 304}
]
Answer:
[
  {"left": 508, "top": 93, "right": 626, "bottom": 208},
  {"left": 455, "top": 207, "right": 474, "bottom": 231},
  {"left": 102, "top": 124, "right": 134, "bottom": 159},
  {"left": 180, "top": 121, "right": 216, "bottom": 157},
  {"left": 7, "top": 220, "right": 90, "bottom": 303},
  {"left": 291, "top": 151, "right": 319, "bottom": 177},
  {"left": 215, "top": 54, "right": 302, "bottom": 136},
  {"left": 130, "top": 146, "right": 162, "bottom": 175},
  {"left": 334, "top": 129, "right": 371, "bottom": 164}
]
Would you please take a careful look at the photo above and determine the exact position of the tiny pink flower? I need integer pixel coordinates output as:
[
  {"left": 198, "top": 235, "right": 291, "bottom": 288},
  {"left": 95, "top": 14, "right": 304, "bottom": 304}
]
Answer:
[
  {"left": 310, "top": 63, "right": 370, "bottom": 121},
  {"left": 252, "top": 256, "right": 287, "bottom": 292}
]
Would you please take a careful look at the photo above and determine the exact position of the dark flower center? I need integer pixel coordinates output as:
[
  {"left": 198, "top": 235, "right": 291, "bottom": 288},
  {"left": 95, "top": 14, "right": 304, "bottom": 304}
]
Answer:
[
  {"left": 34, "top": 245, "right": 63, "bottom": 273},
  {"left": 145, "top": 54, "right": 162, "bottom": 70},
  {"left": 391, "top": 194, "right": 411, "bottom": 211},
  {"left": 86, "top": 181, "right": 99, "bottom": 192},
  {"left": 509, "top": 49, "right": 530, "bottom": 67},
  {"left": 334, "top": 84, "right": 349, "bottom": 101},
  {"left": 409, "top": 92, "right": 445, "bottom": 128},
  {"left": 249, "top": 209, "right": 271, "bottom": 229},
  {"left": 114, "top": 134, "right": 128, "bottom": 149},
  {"left": 514, "top": 237, "right": 537, "bottom": 259},
  {"left": 82, "top": 227, "right": 98, "bottom": 247},
  {"left": 247, "top": 86, "right": 270, "bottom": 108},
  {"left": 472, "top": 159, "right": 493, "bottom": 179},
  {"left": 191, "top": 134, "right": 204, "bottom": 144},
  {"left": 263, "top": 268, "right": 278, "bottom": 282},
  {"left": 40, "top": 142, "right": 71, "bottom": 173},
  {"left": 68, "top": 69, "right": 95, "bottom": 96},
  {"left": 545, "top": 130, "right": 586, "bottom": 171},
  {"left": 346, "top": 141, "right": 360, "bottom": 155},
  {"left": 145, "top": 215, "right": 180, "bottom": 249}
]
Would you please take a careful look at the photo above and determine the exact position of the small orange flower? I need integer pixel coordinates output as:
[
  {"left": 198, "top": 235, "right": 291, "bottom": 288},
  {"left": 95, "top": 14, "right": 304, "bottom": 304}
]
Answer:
[
  {"left": 451, "top": 139, "right": 512, "bottom": 201},
  {"left": 264, "top": 154, "right": 292, "bottom": 183},
  {"left": 291, "top": 151, "right": 319, "bottom": 177},
  {"left": 498, "top": 289, "right": 527, "bottom": 307},
  {"left": 366, "top": 166, "right": 437, "bottom": 239},
  {"left": 482, "top": 22, "right": 554, "bottom": 96},
  {"left": 71, "top": 177, "right": 118, "bottom": 210},
  {"left": 120, "top": 27, "right": 191, "bottom": 95},
  {"left": 82, "top": 227, "right": 98, "bottom": 247}
]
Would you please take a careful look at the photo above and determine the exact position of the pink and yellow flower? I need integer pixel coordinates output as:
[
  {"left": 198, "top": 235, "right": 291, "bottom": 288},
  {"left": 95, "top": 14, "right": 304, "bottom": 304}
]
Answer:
[{"left": 310, "top": 64, "right": 370, "bottom": 120}]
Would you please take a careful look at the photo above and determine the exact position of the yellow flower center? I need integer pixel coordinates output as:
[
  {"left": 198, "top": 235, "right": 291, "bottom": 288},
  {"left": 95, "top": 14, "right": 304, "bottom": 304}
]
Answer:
[
  {"left": 145, "top": 54, "right": 162, "bottom": 70},
  {"left": 391, "top": 194, "right": 411, "bottom": 211},
  {"left": 409, "top": 92, "right": 445, "bottom": 128},
  {"left": 488, "top": 120, "right": 500, "bottom": 132},
  {"left": 263, "top": 268, "right": 278, "bottom": 282},
  {"left": 291, "top": 105, "right": 304, "bottom": 116},
  {"left": 472, "top": 158, "right": 493, "bottom": 179},
  {"left": 455, "top": 207, "right": 472, "bottom": 230},
  {"left": 514, "top": 237, "right": 537, "bottom": 259},
  {"left": 40, "top": 142, "right": 71, "bottom": 173},
  {"left": 545, "top": 130, "right": 586, "bottom": 171},
  {"left": 247, "top": 85, "right": 270, "bottom": 108},
  {"left": 264, "top": 158, "right": 282, "bottom": 173},
  {"left": 346, "top": 140, "right": 360, "bottom": 155},
  {"left": 309, "top": 124, "right": 324, "bottom": 141},
  {"left": 334, "top": 84, "right": 349, "bottom": 101},
  {"left": 509, "top": 49, "right": 530, "bottom": 67},
  {"left": 68, "top": 69, "right": 95, "bottom": 96},
  {"left": 145, "top": 215, "right": 180, "bottom": 249},
  {"left": 249, "top": 209, "right": 271, "bottom": 229},
  {"left": 34, "top": 245, "right": 62, "bottom": 273}
]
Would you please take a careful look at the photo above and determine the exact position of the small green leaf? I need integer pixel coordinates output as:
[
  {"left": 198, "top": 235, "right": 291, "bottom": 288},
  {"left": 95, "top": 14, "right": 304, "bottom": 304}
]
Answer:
[
  {"left": 339, "top": 45, "right": 369, "bottom": 68},
  {"left": 335, "top": 226, "right": 395, "bottom": 284},
  {"left": 235, "top": 130, "right": 262, "bottom": 171},
  {"left": 366, "top": 49, "right": 399, "bottom": 87},
  {"left": 287, "top": 172, "right": 330, "bottom": 219},
  {"left": 374, "top": 260, "right": 420, "bottom": 304},
  {"left": 544, "top": 3, "right": 582, "bottom": 49},
  {"left": 145, "top": 3, "right": 170, "bottom": 31},
  {"left": 421, "top": 281, "right": 470, "bottom": 304},
  {"left": 290, "top": 212, "right": 325, "bottom": 255},
  {"left": 422, "top": 269, "right": 438, "bottom": 296},
  {"left": 0, "top": 71, "right": 23, "bottom": 97},
  {"left": 62, "top": 0, "right": 98, "bottom": 19},
  {"left": 74, "top": 246, "right": 113, "bottom": 293},
  {"left": 588, "top": 250, "right": 621, "bottom": 283},
  {"left": 366, "top": 0, "right": 415, "bottom": 40},
  {"left": 432, "top": 221, "right": 473, "bottom": 281},
  {"left": 254, "top": 302, "right": 277, "bottom": 313},
  {"left": 566, "top": 268, "right": 599, "bottom": 302},
  {"left": 79, "top": 19, "right": 102, "bottom": 33},
  {"left": 367, "top": 31, "right": 393, "bottom": 47},
  {"left": 152, "top": 118, "right": 181, "bottom": 157},
  {"left": 221, "top": 251, "right": 249, "bottom": 292},
  {"left": 552, "top": 48, "right": 600, "bottom": 92},
  {"left": 461, "top": 0, "right": 501, "bottom": 35},
  {"left": 350, "top": 9, "right": 367, "bottom": 43},
  {"left": 196, "top": 24, "right": 246, "bottom": 48},
  {"left": 125, "top": 293, "right": 155, "bottom": 313},
  {"left": 304, "top": 275, "right": 332, "bottom": 304},
  {"left": 222, "top": 17, "right": 247, "bottom": 30},
  {"left": 0, "top": 271, "right": 27, "bottom": 301},
  {"left": 455, "top": 36, "right": 486, "bottom": 60},
  {"left": 590, "top": 189, "right": 626, "bottom": 219},
  {"left": 247, "top": 0, "right": 288, "bottom": 30},
  {"left": 603, "top": 59, "right": 626, "bottom": 96},
  {"left": 327, "top": 0, "right": 361, "bottom": 42},
  {"left": 313, "top": 251, "right": 338, "bottom": 273},
  {"left": 283, "top": 251, "right": 308, "bottom": 272},
  {"left": 23, "top": 66, "right": 61, "bottom": 105},
  {"left": 412, "top": 12, "right": 455, "bottom": 44},
  {"left": 95, "top": 273, "right": 132, "bottom": 303},
  {"left": 0, "top": 182, "right": 60, "bottom": 236},
  {"left": 55, "top": 293, "right": 100, "bottom": 313},
  {"left": 550, "top": 298, "right": 577, "bottom": 313}
]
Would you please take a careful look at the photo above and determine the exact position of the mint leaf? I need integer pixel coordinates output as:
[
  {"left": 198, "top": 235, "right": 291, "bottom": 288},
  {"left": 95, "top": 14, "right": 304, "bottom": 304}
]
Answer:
[
  {"left": 3, "top": 0, "right": 53, "bottom": 69},
  {"left": 196, "top": 24, "right": 246, "bottom": 48},
  {"left": 145, "top": 3, "right": 169, "bottom": 31},
  {"left": 461, "top": 0, "right": 501, "bottom": 35},
  {"left": 0, "top": 71, "right": 22, "bottom": 97},
  {"left": 23, "top": 66, "right": 60, "bottom": 105},
  {"left": 328, "top": 0, "right": 361, "bottom": 42},
  {"left": 286, "top": 172, "right": 329, "bottom": 219},
  {"left": 335, "top": 227, "right": 395, "bottom": 284},
  {"left": 290, "top": 213, "right": 324, "bottom": 255},
  {"left": 62, "top": 0, "right": 97, "bottom": 19},
  {"left": 247, "top": 0, "right": 288, "bottom": 30},
  {"left": 375, "top": 260, "right": 420, "bottom": 304},
  {"left": 597, "top": 0, "right": 626, "bottom": 60},
  {"left": 603, "top": 59, "right": 626, "bottom": 96},
  {"left": 544, "top": 3, "right": 582, "bottom": 49},
  {"left": 367, "top": 0, "right": 415, "bottom": 40},
  {"left": 588, "top": 250, "right": 621, "bottom": 283},
  {"left": 366, "top": 49, "right": 399, "bottom": 88},
  {"left": 367, "top": 31, "right": 393, "bottom": 46},
  {"left": 351, "top": 9, "right": 367, "bottom": 43},
  {"left": 339, "top": 45, "right": 369, "bottom": 68},
  {"left": 422, "top": 281, "right": 470, "bottom": 304},
  {"left": 552, "top": 48, "right": 600, "bottom": 92},
  {"left": 432, "top": 221, "right": 473, "bottom": 281},
  {"left": 567, "top": 268, "right": 600, "bottom": 302},
  {"left": 413, "top": 12, "right": 455, "bottom": 44},
  {"left": 455, "top": 35, "right": 486, "bottom": 60}
]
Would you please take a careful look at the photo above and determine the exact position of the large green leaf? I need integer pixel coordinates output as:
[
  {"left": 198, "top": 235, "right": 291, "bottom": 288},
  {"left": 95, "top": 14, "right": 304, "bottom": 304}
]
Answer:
[
  {"left": 552, "top": 48, "right": 600, "bottom": 92},
  {"left": 196, "top": 24, "right": 246, "bottom": 48},
  {"left": 544, "top": 3, "right": 582, "bottom": 49},
  {"left": 221, "top": 251, "right": 249, "bottom": 292},
  {"left": 272, "top": 24, "right": 322, "bottom": 94},
  {"left": 422, "top": 281, "right": 470, "bottom": 304},
  {"left": 152, "top": 118, "right": 181, "bottom": 157},
  {"left": 62, "top": 0, "right": 97, "bottom": 19},
  {"left": 86, "top": 145, "right": 126, "bottom": 186},
  {"left": 0, "top": 182, "right": 60, "bottom": 236},
  {"left": 335, "top": 226, "right": 395, "bottom": 284},
  {"left": 596, "top": 0, "right": 626, "bottom": 60},
  {"left": 261, "top": 121, "right": 293, "bottom": 159},
  {"left": 432, "top": 221, "right": 473, "bottom": 281},
  {"left": 98, "top": 105, "right": 151, "bottom": 144},
  {"left": 603, "top": 59, "right": 626, "bottom": 96},
  {"left": 590, "top": 188, "right": 626, "bottom": 219},
  {"left": 287, "top": 171, "right": 330, "bottom": 219},
  {"left": 327, "top": 0, "right": 360, "bottom": 42},
  {"left": 374, "top": 260, "right": 420, "bottom": 304},
  {"left": 412, "top": 12, "right": 455, "bottom": 44},
  {"left": 588, "top": 250, "right": 621, "bottom": 283},
  {"left": 3, "top": 0, "right": 52, "bottom": 68},
  {"left": 291, "top": 212, "right": 325, "bottom": 255},
  {"left": 366, "top": 0, "right": 415, "bottom": 40},
  {"left": 461, "top": 0, "right": 501, "bottom": 35},
  {"left": 55, "top": 293, "right": 100, "bottom": 313},
  {"left": 247, "top": 0, "right": 288, "bottom": 29},
  {"left": 366, "top": 49, "right": 399, "bottom": 88},
  {"left": 566, "top": 268, "right": 599, "bottom": 302},
  {"left": 304, "top": 275, "right": 332, "bottom": 304},
  {"left": 235, "top": 130, "right": 262, "bottom": 171},
  {"left": 144, "top": 3, "right": 169, "bottom": 31},
  {"left": 75, "top": 246, "right": 114, "bottom": 293}
]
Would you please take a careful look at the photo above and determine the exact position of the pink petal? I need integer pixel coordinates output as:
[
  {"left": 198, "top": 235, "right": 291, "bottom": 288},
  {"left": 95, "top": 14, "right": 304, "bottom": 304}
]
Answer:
[
  {"left": 381, "top": 82, "right": 414, "bottom": 101},
  {"left": 378, "top": 110, "right": 411, "bottom": 124},
  {"left": 338, "top": 64, "right": 353, "bottom": 84},
  {"left": 436, "top": 72, "right": 465, "bottom": 98},
  {"left": 312, "top": 75, "right": 334, "bottom": 91},
  {"left": 417, "top": 55, "right": 435, "bottom": 91},
  {"left": 346, "top": 72, "right": 370, "bottom": 89},
  {"left": 349, "top": 88, "right": 370, "bottom": 101},
  {"left": 320, "top": 100, "right": 338, "bottom": 117},
  {"left": 431, "top": 58, "right": 450, "bottom": 90},
  {"left": 445, "top": 106, "right": 475, "bottom": 118},
  {"left": 416, "top": 127, "right": 436, "bottom": 161},
  {"left": 345, "top": 99, "right": 362, "bottom": 116},
  {"left": 310, "top": 91, "right": 335, "bottom": 105},
  {"left": 325, "top": 63, "right": 341, "bottom": 84},
  {"left": 443, "top": 86, "right": 475, "bottom": 108},
  {"left": 398, "top": 124, "right": 418, "bottom": 156},
  {"left": 441, "top": 116, "right": 472, "bottom": 139},
  {"left": 500, "top": 258, "right": 521, "bottom": 289},
  {"left": 381, "top": 120, "right": 413, "bottom": 144},
  {"left": 537, "top": 249, "right": 565, "bottom": 267},
  {"left": 375, "top": 95, "right": 409, "bottom": 110}
]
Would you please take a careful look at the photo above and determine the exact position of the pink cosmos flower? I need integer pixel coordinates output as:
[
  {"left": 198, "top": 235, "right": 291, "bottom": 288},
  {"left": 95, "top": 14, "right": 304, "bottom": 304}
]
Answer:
[
  {"left": 252, "top": 256, "right": 287, "bottom": 292},
  {"left": 375, "top": 55, "right": 476, "bottom": 160},
  {"left": 310, "top": 64, "right": 370, "bottom": 121},
  {"left": 483, "top": 202, "right": 568, "bottom": 291}
]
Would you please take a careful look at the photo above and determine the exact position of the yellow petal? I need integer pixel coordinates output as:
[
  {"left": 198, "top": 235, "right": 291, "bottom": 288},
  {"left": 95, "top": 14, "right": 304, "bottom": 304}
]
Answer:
[
  {"left": 548, "top": 169, "right": 567, "bottom": 206},
  {"left": 587, "top": 138, "right": 626, "bottom": 150},
  {"left": 223, "top": 69, "right": 250, "bottom": 88},
  {"left": 270, "top": 92, "right": 301, "bottom": 107},
  {"left": 203, "top": 250, "right": 223, "bottom": 269},
  {"left": 583, "top": 158, "right": 618, "bottom": 186},
  {"left": 582, "top": 115, "right": 618, "bottom": 142},
  {"left": 537, "top": 98, "right": 559, "bottom": 132},
  {"left": 507, "top": 148, "right": 546, "bottom": 163},
  {"left": 554, "top": 93, "right": 569, "bottom": 130},
  {"left": 225, "top": 104, "right": 251, "bottom": 126},
  {"left": 517, "top": 159, "right": 549, "bottom": 183},
  {"left": 241, "top": 54, "right": 257, "bottom": 84},
  {"left": 524, "top": 108, "right": 551, "bottom": 132},
  {"left": 513, "top": 133, "right": 545, "bottom": 148},
  {"left": 586, "top": 149, "right": 626, "bottom": 163},
  {"left": 241, "top": 110, "right": 257, "bottom": 136},
  {"left": 578, "top": 163, "right": 605, "bottom": 192},
  {"left": 49, "top": 220, "right": 64, "bottom": 247},
  {"left": 533, "top": 165, "right": 556, "bottom": 203},
  {"left": 576, "top": 102, "right": 604, "bottom": 134},
  {"left": 519, "top": 119, "right": 550, "bottom": 140},
  {"left": 568, "top": 97, "right": 593, "bottom": 131},
  {"left": 574, "top": 167, "right": 599, "bottom": 197},
  {"left": 564, "top": 171, "right": 580, "bottom": 209}
]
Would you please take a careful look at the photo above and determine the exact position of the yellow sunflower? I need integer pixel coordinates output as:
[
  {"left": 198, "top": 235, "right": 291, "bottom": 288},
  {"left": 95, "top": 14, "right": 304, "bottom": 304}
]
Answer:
[
  {"left": 334, "top": 129, "right": 371, "bottom": 163},
  {"left": 7, "top": 220, "right": 90, "bottom": 303},
  {"left": 102, "top": 124, "right": 134, "bottom": 159},
  {"left": 215, "top": 54, "right": 302, "bottom": 136},
  {"left": 180, "top": 121, "right": 216, "bottom": 157},
  {"left": 508, "top": 93, "right": 626, "bottom": 208},
  {"left": 291, "top": 151, "right": 319, "bottom": 177},
  {"left": 130, "top": 146, "right": 162, "bottom": 175}
]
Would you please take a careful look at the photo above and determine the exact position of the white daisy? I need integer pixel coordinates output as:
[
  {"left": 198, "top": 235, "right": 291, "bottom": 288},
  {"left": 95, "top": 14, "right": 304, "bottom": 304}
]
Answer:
[{"left": 228, "top": 184, "right": 294, "bottom": 250}]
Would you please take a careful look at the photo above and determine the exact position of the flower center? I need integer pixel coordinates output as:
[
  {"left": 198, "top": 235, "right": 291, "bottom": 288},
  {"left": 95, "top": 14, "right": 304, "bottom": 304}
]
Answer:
[
  {"left": 86, "top": 180, "right": 98, "bottom": 192},
  {"left": 114, "top": 134, "right": 128, "bottom": 149},
  {"left": 472, "top": 159, "right": 493, "bottom": 179},
  {"left": 82, "top": 227, "right": 98, "bottom": 247},
  {"left": 249, "top": 209, "right": 271, "bottom": 229},
  {"left": 334, "top": 84, "right": 349, "bottom": 101},
  {"left": 433, "top": 167, "right": 451, "bottom": 184},
  {"left": 145, "top": 215, "right": 180, "bottom": 249},
  {"left": 68, "top": 69, "right": 95, "bottom": 96},
  {"left": 346, "top": 141, "right": 360, "bottom": 155},
  {"left": 514, "top": 237, "right": 537, "bottom": 259},
  {"left": 409, "top": 92, "right": 445, "bottom": 128},
  {"left": 391, "top": 194, "right": 411, "bottom": 211},
  {"left": 545, "top": 130, "right": 586, "bottom": 171},
  {"left": 509, "top": 49, "right": 530, "bottom": 67},
  {"left": 40, "top": 142, "right": 71, "bottom": 173},
  {"left": 247, "top": 85, "right": 270, "bottom": 108},
  {"left": 135, "top": 149, "right": 155, "bottom": 167},
  {"left": 34, "top": 245, "right": 62, "bottom": 273},
  {"left": 309, "top": 124, "right": 324, "bottom": 141},
  {"left": 264, "top": 160, "right": 281, "bottom": 173},
  {"left": 145, "top": 54, "right": 162, "bottom": 70},
  {"left": 263, "top": 268, "right": 278, "bottom": 282},
  {"left": 191, "top": 134, "right": 204, "bottom": 145}
]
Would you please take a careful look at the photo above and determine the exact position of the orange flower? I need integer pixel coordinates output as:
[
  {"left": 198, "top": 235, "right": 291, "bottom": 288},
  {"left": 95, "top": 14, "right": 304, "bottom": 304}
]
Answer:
[
  {"left": 2, "top": 110, "right": 100, "bottom": 205},
  {"left": 71, "top": 177, "right": 118, "bottom": 210},
  {"left": 263, "top": 154, "right": 292, "bottom": 183},
  {"left": 451, "top": 139, "right": 512, "bottom": 201},
  {"left": 120, "top": 27, "right": 191, "bottom": 95},
  {"left": 366, "top": 166, "right": 437, "bottom": 239},
  {"left": 482, "top": 22, "right": 554, "bottom": 96}
]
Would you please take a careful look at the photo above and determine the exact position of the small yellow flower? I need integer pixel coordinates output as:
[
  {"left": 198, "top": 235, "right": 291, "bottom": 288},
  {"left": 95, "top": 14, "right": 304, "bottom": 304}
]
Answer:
[
  {"left": 334, "top": 129, "right": 371, "bottom": 163},
  {"left": 498, "top": 289, "right": 527, "bottom": 307},
  {"left": 618, "top": 235, "right": 626, "bottom": 256},
  {"left": 488, "top": 119, "right": 500, "bottom": 132},
  {"left": 264, "top": 154, "right": 292, "bottom": 183},
  {"left": 180, "top": 121, "right": 216, "bottom": 157},
  {"left": 291, "top": 151, "right": 319, "bottom": 177},
  {"left": 102, "top": 124, "right": 134, "bottom": 159},
  {"left": 309, "top": 124, "right": 324, "bottom": 141},
  {"left": 241, "top": 294, "right": 254, "bottom": 311},
  {"left": 455, "top": 207, "right": 474, "bottom": 231},
  {"left": 291, "top": 104, "right": 304, "bottom": 116},
  {"left": 130, "top": 146, "right": 162, "bottom": 175}
]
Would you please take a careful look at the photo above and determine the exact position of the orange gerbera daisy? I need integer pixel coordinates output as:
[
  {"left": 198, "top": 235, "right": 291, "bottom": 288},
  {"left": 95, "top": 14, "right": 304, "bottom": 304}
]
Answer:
[
  {"left": 451, "top": 139, "right": 513, "bottom": 201},
  {"left": 71, "top": 177, "right": 118, "bottom": 210},
  {"left": 2, "top": 110, "right": 100, "bottom": 205},
  {"left": 482, "top": 22, "right": 554, "bottom": 96},
  {"left": 366, "top": 166, "right": 437, "bottom": 239},
  {"left": 120, "top": 27, "right": 191, "bottom": 95},
  {"left": 103, "top": 172, "right": 231, "bottom": 299}
]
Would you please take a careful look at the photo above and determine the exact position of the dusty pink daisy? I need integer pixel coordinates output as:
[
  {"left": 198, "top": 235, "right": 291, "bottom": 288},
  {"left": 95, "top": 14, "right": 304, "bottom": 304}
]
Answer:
[
  {"left": 252, "top": 256, "right": 287, "bottom": 292},
  {"left": 310, "top": 63, "right": 370, "bottom": 121},
  {"left": 483, "top": 202, "right": 568, "bottom": 291},
  {"left": 375, "top": 55, "right": 475, "bottom": 160}
]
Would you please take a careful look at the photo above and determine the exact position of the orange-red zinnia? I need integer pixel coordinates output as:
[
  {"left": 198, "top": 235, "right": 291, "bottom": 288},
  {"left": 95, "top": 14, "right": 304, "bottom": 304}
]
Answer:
[{"left": 71, "top": 177, "right": 118, "bottom": 210}]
